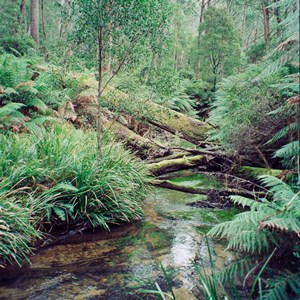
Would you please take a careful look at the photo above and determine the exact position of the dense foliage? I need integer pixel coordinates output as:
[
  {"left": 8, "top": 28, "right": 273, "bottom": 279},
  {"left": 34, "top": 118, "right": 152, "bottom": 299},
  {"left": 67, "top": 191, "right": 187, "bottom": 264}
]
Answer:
[
  {"left": 0, "top": 125, "right": 149, "bottom": 266},
  {"left": 0, "top": 0, "right": 299, "bottom": 299},
  {"left": 209, "top": 65, "right": 288, "bottom": 156}
]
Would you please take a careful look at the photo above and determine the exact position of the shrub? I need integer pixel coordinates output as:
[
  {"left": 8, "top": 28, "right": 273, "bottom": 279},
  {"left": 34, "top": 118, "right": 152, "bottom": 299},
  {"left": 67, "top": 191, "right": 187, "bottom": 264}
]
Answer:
[
  {"left": 0, "top": 35, "right": 36, "bottom": 56},
  {"left": 246, "top": 41, "right": 267, "bottom": 63},
  {"left": 208, "top": 65, "right": 287, "bottom": 155}
]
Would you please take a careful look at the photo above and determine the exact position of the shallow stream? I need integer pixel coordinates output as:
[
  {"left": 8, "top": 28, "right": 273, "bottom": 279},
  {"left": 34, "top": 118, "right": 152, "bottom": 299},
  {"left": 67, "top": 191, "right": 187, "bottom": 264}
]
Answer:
[{"left": 0, "top": 172, "right": 238, "bottom": 300}]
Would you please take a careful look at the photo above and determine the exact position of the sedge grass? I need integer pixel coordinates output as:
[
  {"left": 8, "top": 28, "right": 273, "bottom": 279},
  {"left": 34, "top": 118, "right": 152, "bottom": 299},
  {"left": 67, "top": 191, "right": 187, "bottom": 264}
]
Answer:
[{"left": 0, "top": 124, "right": 150, "bottom": 266}]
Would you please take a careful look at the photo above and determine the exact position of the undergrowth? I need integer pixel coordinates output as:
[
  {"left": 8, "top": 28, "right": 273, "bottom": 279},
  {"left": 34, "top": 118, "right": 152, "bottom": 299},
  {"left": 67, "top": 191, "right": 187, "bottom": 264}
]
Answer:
[{"left": 0, "top": 125, "right": 149, "bottom": 267}]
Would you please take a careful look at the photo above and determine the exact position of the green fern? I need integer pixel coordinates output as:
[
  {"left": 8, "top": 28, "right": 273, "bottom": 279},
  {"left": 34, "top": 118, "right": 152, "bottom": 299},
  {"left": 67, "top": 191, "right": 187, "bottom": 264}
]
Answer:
[
  {"left": 0, "top": 54, "right": 31, "bottom": 87},
  {"left": 274, "top": 141, "right": 300, "bottom": 165},
  {"left": 0, "top": 102, "right": 25, "bottom": 129},
  {"left": 263, "top": 272, "right": 300, "bottom": 300},
  {"left": 209, "top": 175, "right": 300, "bottom": 298},
  {"left": 52, "top": 206, "right": 67, "bottom": 221},
  {"left": 217, "top": 258, "right": 252, "bottom": 284},
  {"left": 266, "top": 122, "right": 298, "bottom": 145}
]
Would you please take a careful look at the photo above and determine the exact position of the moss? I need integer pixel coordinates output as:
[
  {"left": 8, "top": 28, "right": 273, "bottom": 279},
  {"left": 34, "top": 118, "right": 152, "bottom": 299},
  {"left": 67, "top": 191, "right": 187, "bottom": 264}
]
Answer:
[
  {"left": 115, "top": 222, "right": 173, "bottom": 253},
  {"left": 146, "top": 231, "right": 173, "bottom": 250},
  {"left": 147, "top": 155, "right": 205, "bottom": 175},
  {"left": 169, "top": 173, "right": 224, "bottom": 189},
  {"left": 238, "top": 166, "right": 282, "bottom": 180}
]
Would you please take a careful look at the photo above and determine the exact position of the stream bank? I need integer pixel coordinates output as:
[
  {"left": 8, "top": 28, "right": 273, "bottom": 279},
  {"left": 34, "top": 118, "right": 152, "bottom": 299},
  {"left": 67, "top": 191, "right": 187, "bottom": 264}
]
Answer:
[{"left": 0, "top": 173, "right": 238, "bottom": 300}]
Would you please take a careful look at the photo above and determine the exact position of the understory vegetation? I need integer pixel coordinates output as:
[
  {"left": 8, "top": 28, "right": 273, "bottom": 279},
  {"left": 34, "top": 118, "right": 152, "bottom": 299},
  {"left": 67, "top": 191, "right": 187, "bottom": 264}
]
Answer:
[
  {"left": 0, "top": 125, "right": 148, "bottom": 267},
  {"left": 0, "top": 0, "right": 299, "bottom": 299}
]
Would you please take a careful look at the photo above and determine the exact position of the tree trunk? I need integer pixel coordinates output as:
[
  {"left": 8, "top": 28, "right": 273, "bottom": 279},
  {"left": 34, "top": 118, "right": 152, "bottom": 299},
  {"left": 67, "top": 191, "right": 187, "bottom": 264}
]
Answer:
[
  {"left": 58, "top": 0, "right": 66, "bottom": 37},
  {"left": 41, "top": 0, "right": 46, "bottom": 41},
  {"left": 273, "top": 0, "right": 282, "bottom": 37},
  {"left": 30, "top": 0, "right": 39, "bottom": 46},
  {"left": 73, "top": 92, "right": 171, "bottom": 159},
  {"left": 105, "top": 119, "right": 171, "bottom": 159},
  {"left": 195, "top": 0, "right": 205, "bottom": 80},
  {"left": 75, "top": 84, "right": 211, "bottom": 145},
  {"left": 147, "top": 155, "right": 206, "bottom": 176},
  {"left": 97, "top": 27, "right": 104, "bottom": 161},
  {"left": 242, "top": 1, "right": 247, "bottom": 38},
  {"left": 260, "top": 0, "right": 270, "bottom": 48},
  {"left": 19, "top": 0, "right": 27, "bottom": 33},
  {"left": 151, "top": 179, "right": 263, "bottom": 198}
]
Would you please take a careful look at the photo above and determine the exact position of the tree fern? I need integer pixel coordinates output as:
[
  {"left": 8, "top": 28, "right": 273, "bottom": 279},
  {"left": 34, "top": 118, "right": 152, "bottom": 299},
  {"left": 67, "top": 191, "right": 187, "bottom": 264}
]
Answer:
[
  {"left": 208, "top": 175, "right": 300, "bottom": 298},
  {"left": 259, "top": 0, "right": 299, "bottom": 78},
  {"left": 273, "top": 141, "right": 300, "bottom": 167},
  {"left": 266, "top": 122, "right": 298, "bottom": 145}
]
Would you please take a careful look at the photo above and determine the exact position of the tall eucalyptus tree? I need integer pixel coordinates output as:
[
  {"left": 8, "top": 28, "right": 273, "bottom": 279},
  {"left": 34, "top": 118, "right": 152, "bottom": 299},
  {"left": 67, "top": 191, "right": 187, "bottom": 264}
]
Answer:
[{"left": 71, "top": 0, "right": 171, "bottom": 160}]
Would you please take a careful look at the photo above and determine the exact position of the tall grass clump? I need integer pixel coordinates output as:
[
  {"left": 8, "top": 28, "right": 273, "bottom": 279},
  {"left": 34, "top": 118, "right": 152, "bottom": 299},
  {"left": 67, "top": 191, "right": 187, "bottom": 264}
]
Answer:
[
  {"left": 0, "top": 182, "right": 41, "bottom": 268},
  {"left": 0, "top": 125, "right": 149, "bottom": 266}
]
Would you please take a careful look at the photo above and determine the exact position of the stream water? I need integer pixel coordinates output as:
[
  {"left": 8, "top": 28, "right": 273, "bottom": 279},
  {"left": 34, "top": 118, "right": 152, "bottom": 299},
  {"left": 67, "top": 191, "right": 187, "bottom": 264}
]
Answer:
[{"left": 0, "top": 172, "right": 238, "bottom": 300}]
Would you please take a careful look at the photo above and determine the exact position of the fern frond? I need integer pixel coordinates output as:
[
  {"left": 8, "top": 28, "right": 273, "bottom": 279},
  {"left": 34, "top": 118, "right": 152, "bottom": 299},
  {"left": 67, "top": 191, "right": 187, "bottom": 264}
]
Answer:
[
  {"left": 230, "top": 195, "right": 263, "bottom": 209},
  {"left": 207, "top": 221, "right": 232, "bottom": 238},
  {"left": 234, "top": 210, "right": 272, "bottom": 224},
  {"left": 266, "top": 122, "right": 298, "bottom": 145},
  {"left": 29, "top": 116, "right": 57, "bottom": 124},
  {"left": 217, "top": 258, "right": 252, "bottom": 284},
  {"left": 52, "top": 207, "right": 67, "bottom": 221},
  {"left": 26, "top": 98, "right": 48, "bottom": 111},
  {"left": 274, "top": 141, "right": 300, "bottom": 159},
  {"left": 23, "top": 122, "right": 43, "bottom": 135},
  {"left": 259, "top": 176, "right": 292, "bottom": 194},
  {"left": 260, "top": 214, "right": 300, "bottom": 235},
  {"left": 263, "top": 271, "right": 300, "bottom": 300},
  {"left": 228, "top": 229, "right": 272, "bottom": 254},
  {"left": 0, "top": 102, "right": 24, "bottom": 117}
]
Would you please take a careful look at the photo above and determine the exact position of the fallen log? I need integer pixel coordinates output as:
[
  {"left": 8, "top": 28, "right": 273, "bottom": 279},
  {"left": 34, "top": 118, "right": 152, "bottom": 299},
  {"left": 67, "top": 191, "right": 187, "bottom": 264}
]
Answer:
[
  {"left": 105, "top": 119, "right": 170, "bottom": 159},
  {"left": 151, "top": 179, "right": 265, "bottom": 198},
  {"left": 147, "top": 155, "right": 207, "bottom": 176},
  {"left": 237, "top": 166, "right": 283, "bottom": 180},
  {"left": 73, "top": 91, "right": 170, "bottom": 159},
  {"left": 147, "top": 151, "right": 194, "bottom": 164},
  {"left": 75, "top": 85, "right": 211, "bottom": 144}
]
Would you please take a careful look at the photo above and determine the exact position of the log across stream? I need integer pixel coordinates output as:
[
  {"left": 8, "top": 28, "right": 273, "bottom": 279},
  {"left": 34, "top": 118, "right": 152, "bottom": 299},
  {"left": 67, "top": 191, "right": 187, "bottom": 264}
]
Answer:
[{"left": 0, "top": 173, "right": 238, "bottom": 300}]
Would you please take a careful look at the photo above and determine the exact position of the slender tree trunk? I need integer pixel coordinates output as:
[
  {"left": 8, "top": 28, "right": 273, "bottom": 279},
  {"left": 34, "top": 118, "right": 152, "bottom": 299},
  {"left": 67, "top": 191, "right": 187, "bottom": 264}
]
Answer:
[
  {"left": 58, "top": 0, "right": 67, "bottom": 37},
  {"left": 19, "top": 0, "right": 27, "bottom": 33},
  {"left": 97, "top": 27, "right": 104, "bottom": 161},
  {"left": 242, "top": 1, "right": 247, "bottom": 38},
  {"left": 260, "top": 0, "right": 270, "bottom": 48},
  {"left": 30, "top": 0, "right": 39, "bottom": 46},
  {"left": 41, "top": 0, "right": 46, "bottom": 41},
  {"left": 195, "top": 0, "right": 206, "bottom": 80},
  {"left": 173, "top": 0, "right": 180, "bottom": 72},
  {"left": 273, "top": 0, "right": 282, "bottom": 37}
]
